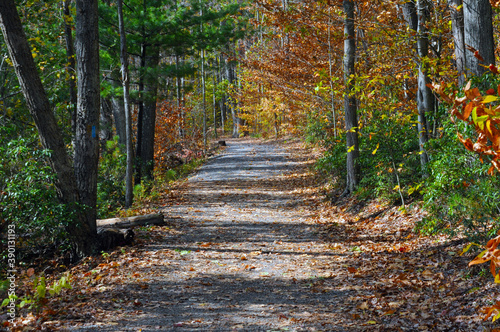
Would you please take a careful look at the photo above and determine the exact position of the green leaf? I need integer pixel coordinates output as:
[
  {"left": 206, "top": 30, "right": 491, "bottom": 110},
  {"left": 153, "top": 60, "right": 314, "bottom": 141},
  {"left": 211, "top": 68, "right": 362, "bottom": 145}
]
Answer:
[{"left": 1, "top": 298, "right": 9, "bottom": 307}]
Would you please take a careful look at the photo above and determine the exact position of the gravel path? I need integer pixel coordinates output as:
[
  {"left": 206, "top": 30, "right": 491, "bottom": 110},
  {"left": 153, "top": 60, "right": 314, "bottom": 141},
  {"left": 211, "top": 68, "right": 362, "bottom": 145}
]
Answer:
[{"left": 68, "top": 140, "right": 350, "bottom": 331}]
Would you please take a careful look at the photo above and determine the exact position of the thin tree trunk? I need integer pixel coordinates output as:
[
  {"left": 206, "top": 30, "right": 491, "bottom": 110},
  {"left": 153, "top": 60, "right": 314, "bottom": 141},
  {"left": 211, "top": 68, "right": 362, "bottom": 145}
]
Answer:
[
  {"left": 106, "top": 70, "right": 127, "bottom": 146},
  {"left": 117, "top": 0, "right": 134, "bottom": 208},
  {"left": 100, "top": 98, "right": 113, "bottom": 142},
  {"left": 62, "top": 0, "right": 77, "bottom": 136},
  {"left": 213, "top": 65, "right": 218, "bottom": 139},
  {"left": 416, "top": 0, "right": 431, "bottom": 173},
  {"left": 327, "top": 7, "right": 337, "bottom": 137},
  {"left": 74, "top": 0, "right": 100, "bottom": 253},
  {"left": 201, "top": 49, "right": 207, "bottom": 151},
  {"left": 176, "top": 55, "right": 185, "bottom": 138},
  {"left": 219, "top": 55, "right": 225, "bottom": 134},
  {"left": 343, "top": 0, "right": 359, "bottom": 195}
]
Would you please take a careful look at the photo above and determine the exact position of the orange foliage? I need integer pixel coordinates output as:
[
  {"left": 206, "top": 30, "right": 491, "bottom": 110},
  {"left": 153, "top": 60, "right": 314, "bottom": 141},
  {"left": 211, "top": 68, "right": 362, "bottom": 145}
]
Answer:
[{"left": 154, "top": 101, "right": 203, "bottom": 174}]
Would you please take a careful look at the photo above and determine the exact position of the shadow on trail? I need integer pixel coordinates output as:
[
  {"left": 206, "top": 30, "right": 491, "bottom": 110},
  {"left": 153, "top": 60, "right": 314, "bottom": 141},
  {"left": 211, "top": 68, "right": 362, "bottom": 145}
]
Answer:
[{"left": 75, "top": 274, "right": 353, "bottom": 332}]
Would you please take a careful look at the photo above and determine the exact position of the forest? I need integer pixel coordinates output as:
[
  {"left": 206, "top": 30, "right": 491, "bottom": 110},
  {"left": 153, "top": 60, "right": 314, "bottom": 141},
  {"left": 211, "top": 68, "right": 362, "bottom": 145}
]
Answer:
[{"left": 3, "top": 0, "right": 500, "bottom": 330}]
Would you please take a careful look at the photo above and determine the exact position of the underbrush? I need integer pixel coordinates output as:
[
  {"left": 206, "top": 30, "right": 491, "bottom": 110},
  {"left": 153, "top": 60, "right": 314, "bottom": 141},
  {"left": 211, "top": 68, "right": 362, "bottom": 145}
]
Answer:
[{"left": 310, "top": 100, "right": 500, "bottom": 242}]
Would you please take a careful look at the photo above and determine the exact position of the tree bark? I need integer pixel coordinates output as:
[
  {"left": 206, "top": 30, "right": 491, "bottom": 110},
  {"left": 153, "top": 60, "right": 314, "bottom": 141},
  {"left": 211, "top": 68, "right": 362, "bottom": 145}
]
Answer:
[
  {"left": 100, "top": 98, "right": 114, "bottom": 142},
  {"left": 463, "top": 0, "right": 495, "bottom": 77},
  {"left": 0, "top": 0, "right": 98, "bottom": 257},
  {"left": 62, "top": 0, "right": 77, "bottom": 136},
  {"left": 0, "top": 0, "right": 78, "bottom": 206},
  {"left": 140, "top": 49, "right": 159, "bottom": 181},
  {"left": 117, "top": 0, "right": 134, "bottom": 208},
  {"left": 416, "top": 0, "right": 432, "bottom": 173},
  {"left": 74, "top": 0, "right": 100, "bottom": 253},
  {"left": 449, "top": 0, "right": 465, "bottom": 85},
  {"left": 343, "top": 0, "right": 359, "bottom": 195}
]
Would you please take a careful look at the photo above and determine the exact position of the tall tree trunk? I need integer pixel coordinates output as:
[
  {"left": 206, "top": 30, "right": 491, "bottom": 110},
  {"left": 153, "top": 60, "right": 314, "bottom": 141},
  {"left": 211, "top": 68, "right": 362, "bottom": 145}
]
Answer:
[
  {"left": 219, "top": 55, "right": 226, "bottom": 134},
  {"left": 176, "top": 55, "right": 185, "bottom": 138},
  {"left": 135, "top": 41, "right": 146, "bottom": 183},
  {"left": 343, "top": 0, "right": 359, "bottom": 195},
  {"left": 105, "top": 70, "right": 127, "bottom": 146},
  {"left": 140, "top": 49, "right": 159, "bottom": 181},
  {"left": 74, "top": 0, "right": 100, "bottom": 253},
  {"left": 201, "top": 48, "right": 207, "bottom": 151},
  {"left": 449, "top": 0, "right": 465, "bottom": 85},
  {"left": 327, "top": 7, "right": 337, "bottom": 137},
  {"left": 100, "top": 98, "right": 113, "bottom": 142},
  {"left": 227, "top": 59, "right": 240, "bottom": 138},
  {"left": 416, "top": 0, "right": 431, "bottom": 173},
  {"left": 0, "top": 0, "right": 98, "bottom": 257},
  {"left": 463, "top": 0, "right": 495, "bottom": 77},
  {"left": 117, "top": 0, "right": 134, "bottom": 208},
  {"left": 62, "top": 0, "right": 77, "bottom": 136},
  {"left": 213, "top": 65, "right": 218, "bottom": 139}
]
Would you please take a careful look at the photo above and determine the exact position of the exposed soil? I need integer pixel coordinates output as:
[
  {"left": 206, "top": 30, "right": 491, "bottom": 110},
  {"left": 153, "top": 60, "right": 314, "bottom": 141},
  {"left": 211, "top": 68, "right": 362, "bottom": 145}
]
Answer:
[{"left": 6, "top": 138, "right": 499, "bottom": 331}]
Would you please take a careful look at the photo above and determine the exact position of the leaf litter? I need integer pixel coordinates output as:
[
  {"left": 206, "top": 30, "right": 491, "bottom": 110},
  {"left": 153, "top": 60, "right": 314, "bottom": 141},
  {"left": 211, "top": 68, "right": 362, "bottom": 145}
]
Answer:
[{"left": 5, "top": 137, "right": 500, "bottom": 331}]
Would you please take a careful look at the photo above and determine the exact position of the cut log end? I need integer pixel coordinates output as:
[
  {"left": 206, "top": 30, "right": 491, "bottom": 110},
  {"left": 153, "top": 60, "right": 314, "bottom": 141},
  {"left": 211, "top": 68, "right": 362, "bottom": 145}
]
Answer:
[
  {"left": 97, "top": 228, "right": 134, "bottom": 251},
  {"left": 218, "top": 140, "right": 226, "bottom": 146}
]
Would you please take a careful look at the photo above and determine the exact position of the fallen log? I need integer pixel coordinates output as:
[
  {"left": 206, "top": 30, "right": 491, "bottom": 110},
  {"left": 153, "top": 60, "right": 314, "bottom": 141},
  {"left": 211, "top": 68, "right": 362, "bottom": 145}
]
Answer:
[
  {"left": 97, "top": 213, "right": 164, "bottom": 229},
  {"left": 97, "top": 228, "right": 134, "bottom": 250}
]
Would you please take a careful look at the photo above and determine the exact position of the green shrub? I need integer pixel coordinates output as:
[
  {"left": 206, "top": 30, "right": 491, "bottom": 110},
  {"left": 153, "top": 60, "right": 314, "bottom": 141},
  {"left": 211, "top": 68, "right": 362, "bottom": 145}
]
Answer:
[
  {"left": 419, "top": 118, "right": 500, "bottom": 240},
  {"left": 0, "top": 138, "right": 75, "bottom": 258}
]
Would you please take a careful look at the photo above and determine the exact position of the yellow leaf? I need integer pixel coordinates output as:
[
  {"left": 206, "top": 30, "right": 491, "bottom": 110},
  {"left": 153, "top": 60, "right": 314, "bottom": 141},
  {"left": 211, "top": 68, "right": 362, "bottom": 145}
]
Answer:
[
  {"left": 372, "top": 143, "right": 379, "bottom": 155},
  {"left": 460, "top": 242, "right": 479, "bottom": 256},
  {"left": 482, "top": 95, "right": 498, "bottom": 104},
  {"left": 487, "top": 120, "right": 494, "bottom": 135},
  {"left": 348, "top": 145, "right": 355, "bottom": 153},
  {"left": 366, "top": 320, "right": 377, "bottom": 325}
]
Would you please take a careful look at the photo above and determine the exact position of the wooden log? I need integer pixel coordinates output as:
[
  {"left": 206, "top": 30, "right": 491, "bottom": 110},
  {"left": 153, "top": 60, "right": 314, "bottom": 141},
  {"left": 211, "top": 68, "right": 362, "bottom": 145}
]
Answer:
[
  {"left": 218, "top": 140, "right": 226, "bottom": 146},
  {"left": 97, "top": 213, "right": 164, "bottom": 229},
  {"left": 97, "top": 228, "right": 134, "bottom": 250}
]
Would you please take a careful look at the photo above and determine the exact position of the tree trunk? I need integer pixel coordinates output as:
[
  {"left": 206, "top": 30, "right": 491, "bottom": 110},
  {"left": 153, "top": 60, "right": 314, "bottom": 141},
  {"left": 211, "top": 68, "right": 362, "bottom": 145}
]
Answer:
[
  {"left": 0, "top": 0, "right": 98, "bottom": 257},
  {"left": 201, "top": 48, "right": 207, "bottom": 151},
  {"left": 62, "top": 0, "right": 77, "bottom": 136},
  {"left": 140, "top": 49, "right": 159, "bottom": 181},
  {"left": 402, "top": 0, "right": 418, "bottom": 30},
  {"left": 416, "top": 0, "right": 432, "bottom": 173},
  {"left": 0, "top": 0, "right": 79, "bottom": 207},
  {"left": 449, "top": 0, "right": 466, "bottom": 85},
  {"left": 74, "top": 0, "right": 100, "bottom": 253},
  {"left": 226, "top": 59, "right": 240, "bottom": 138},
  {"left": 213, "top": 65, "right": 218, "bottom": 139},
  {"left": 117, "top": 0, "right": 134, "bottom": 208},
  {"left": 343, "top": 0, "right": 359, "bottom": 195},
  {"left": 463, "top": 0, "right": 495, "bottom": 77},
  {"left": 100, "top": 98, "right": 114, "bottom": 142}
]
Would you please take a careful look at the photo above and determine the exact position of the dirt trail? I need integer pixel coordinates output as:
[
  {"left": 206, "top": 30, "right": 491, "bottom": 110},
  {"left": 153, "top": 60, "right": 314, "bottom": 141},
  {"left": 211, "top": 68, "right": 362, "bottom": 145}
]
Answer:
[
  {"left": 52, "top": 138, "right": 490, "bottom": 331},
  {"left": 64, "top": 139, "right": 349, "bottom": 331}
]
